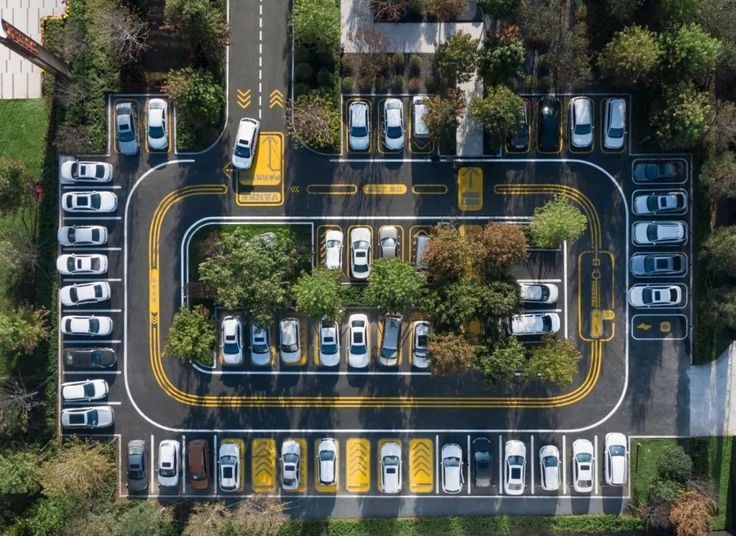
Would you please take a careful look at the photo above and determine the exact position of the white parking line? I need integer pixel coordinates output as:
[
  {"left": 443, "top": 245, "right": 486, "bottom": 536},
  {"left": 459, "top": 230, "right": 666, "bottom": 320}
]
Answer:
[
  {"left": 63, "top": 216, "right": 122, "bottom": 221},
  {"left": 563, "top": 240, "right": 569, "bottom": 339},
  {"left": 213, "top": 434, "right": 219, "bottom": 495},
  {"left": 498, "top": 435, "right": 503, "bottom": 493},
  {"left": 530, "top": 435, "right": 535, "bottom": 495},
  {"left": 63, "top": 185, "right": 123, "bottom": 190},
  {"left": 516, "top": 279, "right": 562, "bottom": 283},
  {"left": 466, "top": 434, "right": 471, "bottom": 494},
  {"left": 62, "top": 309, "right": 122, "bottom": 314},
  {"left": 63, "top": 247, "right": 122, "bottom": 252},
  {"left": 150, "top": 434, "right": 155, "bottom": 491},
  {"left": 63, "top": 401, "right": 122, "bottom": 406},
  {"left": 182, "top": 435, "right": 187, "bottom": 495},
  {"left": 594, "top": 435, "right": 599, "bottom": 495},
  {"left": 63, "top": 339, "right": 122, "bottom": 344},
  {"left": 435, "top": 434, "right": 439, "bottom": 494},
  {"left": 62, "top": 278, "right": 122, "bottom": 283},
  {"left": 64, "top": 370, "right": 121, "bottom": 375},
  {"left": 562, "top": 435, "right": 567, "bottom": 491},
  {"left": 191, "top": 367, "right": 431, "bottom": 376}
]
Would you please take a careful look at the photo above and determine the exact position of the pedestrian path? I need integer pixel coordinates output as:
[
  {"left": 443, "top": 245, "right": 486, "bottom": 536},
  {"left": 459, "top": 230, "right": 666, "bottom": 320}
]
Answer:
[{"left": 688, "top": 342, "right": 736, "bottom": 436}]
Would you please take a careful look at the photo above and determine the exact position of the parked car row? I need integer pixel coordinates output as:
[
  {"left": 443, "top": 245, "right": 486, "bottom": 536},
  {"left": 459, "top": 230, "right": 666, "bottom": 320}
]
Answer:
[
  {"left": 347, "top": 96, "right": 430, "bottom": 152},
  {"left": 114, "top": 98, "right": 169, "bottom": 156},
  {"left": 507, "top": 282, "right": 561, "bottom": 337}
]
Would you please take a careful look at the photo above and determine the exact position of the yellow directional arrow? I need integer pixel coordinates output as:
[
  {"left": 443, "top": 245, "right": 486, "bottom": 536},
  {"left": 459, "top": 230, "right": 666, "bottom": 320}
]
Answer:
[
  {"left": 222, "top": 163, "right": 233, "bottom": 176},
  {"left": 637, "top": 322, "right": 652, "bottom": 331},
  {"left": 269, "top": 89, "right": 284, "bottom": 108},
  {"left": 236, "top": 89, "right": 251, "bottom": 109}
]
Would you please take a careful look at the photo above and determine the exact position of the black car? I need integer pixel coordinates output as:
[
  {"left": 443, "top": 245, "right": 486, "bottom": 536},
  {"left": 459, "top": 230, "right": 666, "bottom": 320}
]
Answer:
[
  {"left": 537, "top": 96, "right": 561, "bottom": 153},
  {"left": 64, "top": 347, "right": 117, "bottom": 368},
  {"left": 127, "top": 440, "right": 148, "bottom": 492},
  {"left": 507, "top": 100, "right": 530, "bottom": 151},
  {"left": 632, "top": 160, "right": 686, "bottom": 183},
  {"left": 472, "top": 437, "right": 492, "bottom": 488}
]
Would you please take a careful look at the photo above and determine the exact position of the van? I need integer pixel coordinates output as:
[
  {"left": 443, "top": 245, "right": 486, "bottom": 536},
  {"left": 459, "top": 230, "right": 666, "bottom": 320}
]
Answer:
[
  {"left": 379, "top": 315, "right": 402, "bottom": 366},
  {"left": 412, "top": 96, "right": 430, "bottom": 139},
  {"left": 188, "top": 439, "right": 210, "bottom": 490}
]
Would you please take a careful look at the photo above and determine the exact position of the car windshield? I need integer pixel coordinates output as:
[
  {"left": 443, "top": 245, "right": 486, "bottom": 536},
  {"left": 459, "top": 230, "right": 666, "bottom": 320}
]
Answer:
[
  {"left": 351, "top": 125, "right": 368, "bottom": 137},
  {"left": 89, "top": 319, "right": 99, "bottom": 332},
  {"left": 223, "top": 341, "right": 240, "bottom": 354},
  {"left": 444, "top": 456, "right": 460, "bottom": 467},
  {"left": 646, "top": 196, "right": 662, "bottom": 211},
  {"left": 380, "top": 347, "right": 396, "bottom": 358},
  {"left": 610, "top": 445, "right": 626, "bottom": 457},
  {"left": 90, "top": 229, "right": 100, "bottom": 241},
  {"left": 88, "top": 411, "right": 98, "bottom": 426},
  {"left": 320, "top": 450, "right": 335, "bottom": 461},
  {"left": 387, "top": 125, "right": 402, "bottom": 139},
  {"left": 326, "top": 239, "right": 341, "bottom": 248},
  {"left": 353, "top": 263, "right": 368, "bottom": 273},
  {"left": 70, "top": 163, "right": 79, "bottom": 177},
  {"left": 253, "top": 342, "right": 269, "bottom": 353},
  {"left": 149, "top": 125, "right": 165, "bottom": 138},
  {"left": 128, "top": 467, "right": 144, "bottom": 479},
  {"left": 90, "top": 195, "right": 101, "bottom": 209},
  {"left": 384, "top": 456, "right": 399, "bottom": 466},
  {"left": 90, "top": 351, "right": 104, "bottom": 366},
  {"left": 475, "top": 452, "right": 490, "bottom": 468},
  {"left": 576, "top": 453, "right": 593, "bottom": 463},
  {"left": 159, "top": 465, "right": 175, "bottom": 477},
  {"left": 94, "top": 166, "right": 106, "bottom": 178},
  {"left": 321, "top": 341, "right": 337, "bottom": 354},
  {"left": 69, "top": 288, "right": 79, "bottom": 301},
  {"left": 543, "top": 456, "right": 558, "bottom": 467},
  {"left": 282, "top": 342, "right": 298, "bottom": 353},
  {"left": 608, "top": 127, "right": 624, "bottom": 138},
  {"left": 416, "top": 334, "right": 428, "bottom": 348},
  {"left": 574, "top": 123, "right": 592, "bottom": 135},
  {"left": 642, "top": 289, "right": 654, "bottom": 302},
  {"left": 579, "top": 479, "right": 592, "bottom": 488},
  {"left": 234, "top": 144, "right": 251, "bottom": 158},
  {"left": 284, "top": 453, "right": 299, "bottom": 464}
]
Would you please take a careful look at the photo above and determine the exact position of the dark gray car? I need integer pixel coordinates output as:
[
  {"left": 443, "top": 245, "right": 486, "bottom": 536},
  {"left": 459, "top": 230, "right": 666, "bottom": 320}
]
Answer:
[
  {"left": 64, "top": 347, "right": 117, "bottom": 368},
  {"left": 127, "top": 440, "right": 148, "bottom": 491},
  {"left": 472, "top": 437, "right": 492, "bottom": 488},
  {"left": 115, "top": 102, "right": 139, "bottom": 156}
]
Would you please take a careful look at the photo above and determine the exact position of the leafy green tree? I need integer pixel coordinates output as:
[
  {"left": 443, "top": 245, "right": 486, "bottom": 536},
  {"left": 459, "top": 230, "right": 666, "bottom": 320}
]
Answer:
[
  {"left": 425, "top": 0, "right": 466, "bottom": 21},
  {"left": 475, "top": 223, "right": 529, "bottom": 277},
  {"left": 656, "top": 445, "right": 693, "bottom": 483},
  {"left": 597, "top": 26, "right": 662, "bottom": 84},
  {"left": 163, "top": 305, "right": 216, "bottom": 365},
  {"left": 114, "top": 502, "right": 176, "bottom": 536},
  {"left": 701, "top": 226, "right": 736, "bottom": 278},
  {"left": 475, "top": 336, "right": 527, "bottom": 384},
  {"left": 658, "top": 0, "right": 705, "bottom": 24},
  {"left": 293, "top": 268, "right": 342, "bottom": 322},
  {"left": 421, "top": 225, "right": 472, "bottom": 282},
  {"left": 23, "top": 496, "right": 76, "bottom": 536},
  {"left": 433, "top": 31, "right": 479, "bottom": 87},
  {"left": 365, "top": 259, "right": 426, "bottom": 314},
  {"left": 652, "top": 84, "right": 712, "bottom": 150},
  {"left": 478, "top": 280, "right": 522, "bottom": 322},
  {"left": 660, "top": 23, "right": 722, "bottom": 81},
  {"left": 607, "top": 0, "right": 646, "bottom": 22},
  {"left": 478, "top": 30, "right": 525, "bottom": 85},
  {"left": 163, "top": 68, "right": 224, "bottom": 148},
  {"left": 288, "top": 93, "right": 341, "bottom": 150},
  {"left": 470, "top": 86, "right": 525, "bottom": 142},
  {"left": 292, "top": 0, "right": 340, "bottom": 53},
  {"left": 703, "top": 99, "right": 736, "bottom": 155},
  {"left": 0, "top": 450, "right": 41, "bottom": 496},
  {"left": 0, "top": 158, "right": 33, "bottom": 213},
  {"left": 703, "top": 286, "right": 736, "bottom": 329},
  {"left": 477, "top": 0, "right": 518, "bottom": 17},
  {"left": 424, "top": 280, "right": 483, "bottom": 331},
  {"left": 423, "top": 90, "right": 466, "bottom": 145},
  {"left": 526, "top": 336, "right": 581, "bottom": 387},
  {"left": 427, "top": 333, "right": 476, "bottom": 375},
  {"left": 700, "top": 153, "right": 736, "bottom": 200},
  {"left": 0, "top": 305, "right": 48, "bottom": 358},
  {"left": 39, "top": 439, "right": 115, "bottom": 503},
  {"left": 164, "top": 0, "right": 227, "bottom": 63},
  {"left": 530, "top": 196, "right": 588, "bottom": 248}
]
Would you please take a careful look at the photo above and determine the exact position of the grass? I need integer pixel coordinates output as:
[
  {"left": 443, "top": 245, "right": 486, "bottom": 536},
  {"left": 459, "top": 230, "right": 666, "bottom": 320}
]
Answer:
[
  {"left": 631, "top": 437, "right": 734, "bottom": 530},
  {"left": 0, "top": 99, "right": 49, "bottom": 178}
]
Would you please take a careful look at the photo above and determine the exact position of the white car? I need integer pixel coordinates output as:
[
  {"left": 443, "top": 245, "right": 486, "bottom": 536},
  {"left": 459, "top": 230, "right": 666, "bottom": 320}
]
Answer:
[
  {"left": 604, "top": 433, "right": 628, "bottom": 486},
  {"left": 324, "top": 230, "right": 344, "bottom": 270},
  {"left": 62, "top": 191, "right": 118, "bottom": 213},
  {"left": 60, "top": 379, "right": 109, "bottom": 401},
  {"left": 221, "top": 316, "right": 243, "bottom": 366},
  {"left": 519, "top": 283, "right": 559, "bottom": 304},
  {"left": 59, "top": 282, "right": 111, "bottom": 307},
  {"left": 60, "top": 160, "right": 113, "bottom": 184},
  {"left": 280, "top": 440, "right": 301, "bottom": 491},
  {"left": 317, "top": 438, "right": 338, "bottom": 486},
  {"left": 441, "top": 443, "right": 464, "bottom": 494},
  {"left": 603, "top": 97, "right": 626, "bottom": 150},
  {"left": 348, "top": 101, "right": 370, "bottom": 151},
  {"left": 318, "top": 320, "right": 341, "bottom": 367},
  {"left": 380, "top": 442, "right": 402, "bottom": 493},
  {"left": 383, "top": 98, "right": 405, "bottom": 151},
  {"left": 56, "top": 254, "right": 108, "bottom": 275},
  {"left": 58, "top": 225, "right": 107, "bottom": 246},
  {"left": 350, "top": 227, "right": 371, "bottom": 280},
  {"left": 569, "top": 96, "right": 593, "bottom": 149},
  {"left": 250, "top": 324, "right": 271, "bottom": 366},
  {"left": 633, "top": 192, "right": 687, "bottom": 215},
  {"left": 412, "top": 96, "right": 430, "bottom": 139},
  {"left": 348, "top": 313, "right": 370, "bottom": 368},
  {"left": 628, "top": 284, "right": 683, "bottom": 308},
  {"left": 572, "top": 439, "right": 595, "bottom": 493},
  {"left": 504, "top": 440, "right": 526, "bottom": 495},
  {"left": 232, "top": 118, "right": 260, "bottom": 169},
  {"left": 507, "top": 313, "right": 560, "bottom": 336},
  {"left": 538, "top": 445, "right": 561, "bottom": 491},
  {"left": 157, "top": 440, "right": 180, "bottom": 487},
  {"left": 61, "top": 406, "right": 114, "bottom": 429},
  {"left": 633, "top": 221, "right": 686, "bottom": 245},
  {"left": 279, "top": 318, "right": 301, "bottom": 364},
  {"left": 411, "top": 320, "right": 430, "bottom": 369},
  {"left": 379, "top": 226, "right": 399, "bottom": 260},
  {"left": 218, "top": 441, "right": 241, "bottom": 491},
  {"left": 146, "top": 98, "right": 168, "bottom": 151},
  {"left": 61, "top": 315, "right": 113, "bottom": 336}
]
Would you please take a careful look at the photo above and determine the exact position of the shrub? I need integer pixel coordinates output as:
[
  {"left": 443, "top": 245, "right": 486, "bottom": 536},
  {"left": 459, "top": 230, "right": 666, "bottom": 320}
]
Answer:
[
  {"left": 288, "top": 93, "right": 341, "bottom": 150},
  {"left": 163, "top": 305, "right": 216, "bottom": 365},
  {"left": 408, "top": 76, "right": 422, "bottom": 93},
  {"left": 670, "top": 486, "right": 717, "bottom": 536},
  {"left": 292, "top": 0, "right": 341, "bottom": 53},
  {"left": 424, "top": 73, "right": 438, "bottom": 92},
  {"left": 358, "top": 76, "right": 374, "bottom": 92},
  {"left": 427, "top": 333, "right": 476, "bottom": 375},
  {"left": 370, "top": 0, "right": 412, "bottom": 22},
  {"left": 425, "top": 0, "right": 465, "bottom": 21},
  {"left": 652, "top": 83, "right": 712, "bottom": 150},
  {"left": 409, "top": 54, "right": 422, "bottom": 76},
  {"left": 374, "top": 75, "right": 390, "bottom": 92},
  {"left": 477, "top": 0, "right": 518, "bottom": 17},
  {"left": 294, "top": 83, "right": 311, "bottom": 97},
  {"left": 295, "top": 62, "right": 314, "bottom": 83},
  {"left": 317, "top": 47, "right": 337, "bottom": 67},
  {"left": 317, "top": 68, "right": 333, "bottom": 87},
  {"left": 649, "top": 478, "right": 683, "bottom": 503},
  {"left": 341, "top": 76, "right": 354, "bottom": 93},
  {"left": 656, "top": 445, "right": 693, "bottom": 483},
  {"left": 341, "top": 54, "right": 357, "bottom": 76},
  {"left": 392, "top": 51, "right": 406, "bottom": 73},
  {"left": 598, "top": 26, "right": 661, "bottom": 85},
  {"left": 391, "top": 75, "right": 405, "bottom": 92},
  {"left": 294, "top": 44, "right": 312, "bottom": 63}
]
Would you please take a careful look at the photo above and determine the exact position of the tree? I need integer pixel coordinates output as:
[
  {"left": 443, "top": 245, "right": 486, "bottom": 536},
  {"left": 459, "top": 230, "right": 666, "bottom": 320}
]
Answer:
[
  {"left": 365, "top": 259, "right": 425, "bottom": 314},
  {"left": 433, "top": 31, "right": 479, "bottom": 87},
  {"left": 113, "top": 502, "right": 175, "bottom": 536},
  {"left": 99, "top": 1, "right": 149, "bottom": 64},
  {"left": 660, "top": 23, "right": 722, "bottom": 81},
  {"left": 703, "top": 99, "right": 736, "bottom": 155},
  {"left": 659, "top": 0, "right": 706, "bottom": 25},
  {"left": 656, "top": 445, "right": 693, "bottom": 483},
  {"left": 229, "top": 496, "right": 286, "bottom": 536},
  {"left": 701, "top": 226, "right": 736, "bottom": 278},
  {"left": 0, "top": 378, "right": 42, "bottom": 436},
  {"left": 292, "top": 0, "right": 341, "bottom": 52},
  {"left": 652, "top": 84, "right": 712, "bottom": 149},
  {"left": 425, "top": 0, "right": 466, "bottom": 21},
  {"left": 700, "top": 153, "right": 736, "bottom": 200},
  {"left": 475, "top": 223, "right": 529, "bottom": 276},
  {"left": 477, "top": 28, "right": 525, "bottom": 85},
  {"left": 427, "top": 333, "right": 476, "bottom": 375},
  {"left": 703, "top": 286, "right": 736, "bottom": 329},
  {"left": 293, "top": 268, "right": 342, "bottom": 322},
  {"left": 288, "top": 93, "right": 341, "bottom": 150},
  {"left": 526, "top": 336, "right": 581, "bottom": 387},
  {"left": 530, "top": 196, "right": 588, "bottom": 248},
  {"left": 163, "top": 68, "right": 224, "bottom": 147},
  {"left": 597, "top": 26, "right": 662, "bottom": 85},
  {"left": 423, "top": 90, "right": 466, "bottom": 144},
  {"left": 0, "top": 305, "right": 48, "bottom": 358},
  {"left": 165, "top": 0, "right": 228, "bottom": 62},
  {"left": 424, "top": 280, "right": 483, "bottom": 331},
  {"left": 477, "top": 0, "right": 518, "bottom": 17},
  {"left": 39, "top": 439, "right": 115, "bottom": 503},
  {"left": 607, "top": 0, "right": 646, "bottom": 22},
  {"left": 478, "top": 280, "right": 522, "bottom": 322},
  {"left": 0, "top": 158, "right": 33, "bottom": 213},
  {"left": 420, "top": 225, "right": 472, "bottom": 282},
  {"left": 0, "top": 450, "right": 41, "bottom": 496},
  {"left": 670, "top": 485, "right": 717, "bottom": 536},
  {"left": 470, "top": 86, "right": 525, "bottom": 142},
  {"left": 475, "top": 337, "right": 527, "bottom": 384},
  {"left": 183, "top": 502, "right": 229, "bottom": 536},
  {"left": 163, "top": 305, "right": 216, "bottom": 365}
]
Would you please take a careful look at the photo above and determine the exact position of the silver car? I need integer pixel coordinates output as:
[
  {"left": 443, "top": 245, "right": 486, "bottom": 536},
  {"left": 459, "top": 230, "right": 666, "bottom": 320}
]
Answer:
[
  {"left": 379, "top": 315, "right": 402, "bottom": 366},
  {"left": 61, "top": 379, "right": 109, "bottom": 401},
  {"left": 280, "top": 440, "right": 301, "bottom": 490},
  {"left": 379, "top": 226, "right": 399, "bottom": 259},
  {"left": 348, "top": 313, "right": 370, "bottom": 368},
  {"left": 60, "top": 160, "right": 112, "bottom": 184},
  {"left": 628, "top": 284, "right": 684, "bottom": 308},
  {"left": 317, "top": 438, "right": 338, "bottom": 486},
  {"left": 279, "top": 317, "right": 301, "bottom": 364},
  {"left": 633, "top": 221, "right": 686, "bottom": 245},
  {"left": 415, "top": 234, "right": 430, "bottom": 268},
  {"left": 383, "top": 98, "right": 405, "bottom": 151},
  {"left": 630, "top": 253, "right": 686, "bottom": 277},
  {"left": 539, "top": 445, "right": 560, "bottom": 491},
  {"left": 127, "top": 440, "right": 148, "bottom": 492},
  {"left": 146, "top": 98, "right": 168, "bottom": 151},
  {"left": 441, "top": 443, "right": 464, "bottom": 494},
  {"left": 62, "top": 191, "right": 118, "bottom": 213},
  {"left": 232, "top": 118, "right": 260, "bottom": 169},
  {"left": 56, "top": 254, "right": 108, "bottom": 275},
  {"left": 519, "top": 283, "right": 558, "bottom": 304},
  {"left": 350, "top": 227, "right": 371, "bottom": 280},
  {"left": 633, "top": 192, "right": 687, "bottom": 215},
  {"left": 411, "top": 320, "right": 430, "bottom": 369},
  {"left": 115, "top": 102, "right": 139, "bottom": 156},
  {"left": 61, "top": 406, "right": 114, "bottom": 429},
  {"left": 324, "top": 230, "right": 344, "bottom": 270},
  {"left": 58, "top": 225, "right": 107, "bottom": 246},
  {"left": 59, "top": 282, "right": 111, "bottom": 307},
  {"left": 569, "top": 96, "right": 593, "bottom": 149},
  {"left": 348, "top": 101, "right": 370, "bottom": 151},
  {"left": 380, "top": 442, "right": 402, "bottom": 493},
  {"left": 250, "top": 324, "right": 271, "bottom": 366},
  {"left": 221, "top": 316, "right": 243, "bottom": 366},
  {"left": 603, "top": 97, "right": 626, "bottom": 150},
  {"left": 61, "top": 315, "right": 113, "bottom": 336},
  {"left": 318, "top": 320, "right": 341, "bottom": 367}
]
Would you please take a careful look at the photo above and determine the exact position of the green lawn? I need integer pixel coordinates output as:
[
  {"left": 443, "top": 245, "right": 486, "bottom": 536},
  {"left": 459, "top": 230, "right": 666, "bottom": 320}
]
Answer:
[
  {"left": 631, "top": 437, "right": 734, "bottom": 530},
  {"left": 0, "top": 99, "right": 49, "bottom": 178}
]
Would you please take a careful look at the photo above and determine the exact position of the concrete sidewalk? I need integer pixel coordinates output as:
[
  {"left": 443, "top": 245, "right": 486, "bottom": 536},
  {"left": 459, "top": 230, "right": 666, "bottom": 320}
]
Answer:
[{"left": 688, "top": 342, "right": 736, "bottom": 436}]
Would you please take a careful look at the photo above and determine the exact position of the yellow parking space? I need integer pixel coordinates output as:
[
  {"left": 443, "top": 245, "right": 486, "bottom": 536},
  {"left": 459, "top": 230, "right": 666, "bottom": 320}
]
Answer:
[
  {"left": 314, "top": 439, "right": 339, "bottom": 492},
  {"left": 282, "top": 438, "right": 308, "bottom": 493},
  {"left": 457, "top": 167, "right": 483, "bottom": 211},
  {"left": 236, "top": 132, "right": 284, "bottom": 207},
  {"left": 409, "top": 225, "right": 433, "bottom": 265},
  {"left": 346, "top": 225, "right": 373, "bottom": 280},
  {"left": 377, "top": 439, "right": 402, "bottom": 493},
  {"left": 221, "top": 438, "right": 245, "bottom": 492},
  {"left": 459, "top": 224, "right": 483, "bottom": 281},
  {"left": 345, "top": 438, "right": 370, "bottom": 493},
  {"left": 409, "top": 438, "right": 434, "bottom": 493},
  {"left": 317, "top": 224, "right": 342, "bottom": 268},
  {"left": 251, "top": 438, "right": 276, "bottom": 492}
]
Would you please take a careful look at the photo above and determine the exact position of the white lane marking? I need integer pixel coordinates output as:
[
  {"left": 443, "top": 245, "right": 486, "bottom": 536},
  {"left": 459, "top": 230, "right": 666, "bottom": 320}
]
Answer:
[
  {"left": 62, "top": 278, "right": 121, "bottom": 283},
  {"left": 62, "top": 401, "right": 122, "bottom": 406},
  {"left": 150, "top": 434, "right": 155, "bottom": 491},
  {"left": 190, "top": 367, "right": 431, "bottom": 377},
  {"left": 530, "top": 434, "right": 535, "bottom": 495},
  {"left": 63, "top": 340, "right": 122, "bottom": 344},
  {"left": 466, "top": 434, "right": 471, "bottom": 494},
  {"left": 435, "top": 434, "right": 439, "bottom": 495},
  {"left": 213, "top": 434, "right": 219, "bottom": 495},
  {"left": 331, "top": 157, "right": 433, "bottom": 163},
  {"left": 63, "top": 247, "right": 122, "bottom": 252},
  {"left": 498, "top": 435, "right": 503, "bottom": 494},
  {"left": 182, "top": 435, "right": 187, "bottom": 495},
  {"left": 62, "top": 309, "right": 122, "bottom": 314},
  {"left": 126, "top": 492, "right": 629, "bottom": 499},
  {"left": 64, "top": 370, "right": 121, "bottom": 375},
  {"left": 258, "top": 0, "right": 263, "bottom": 121},
  {"left": 562, "top": 435, "right": 567, "bottom": 491},
  {"left": 63, "top": 216, "right": 122, "bottom": 221},
  {"left": 63, "top": 185, "right": 122, "bottom": 190},
  {"left": 516, "top": 279, "right": 562, "bottom": 283},
  {"left": 563, "top": 240, "right": 569, "bottom": 339},
  {"left": 594, "top": 434, "right": 599, "bottom": 495}
]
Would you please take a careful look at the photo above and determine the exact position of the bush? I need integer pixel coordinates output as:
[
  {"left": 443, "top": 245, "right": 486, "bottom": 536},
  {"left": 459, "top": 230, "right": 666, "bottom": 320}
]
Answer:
[
  {"left": 656, "top": 445, "right": 693, "bottom": 483},
  {"left": 701, "top": 226, "right": 736, "bottom": 278},
  {"left": 294, "top": 44, "right": 312, "bottom": 63},
  {"left": 317, "top": 68, "right": 333, "bottom": 87},
  {"left": 358, "top": 76, "right": 374, "bottom": 92},
  {"left": 288, "top": 93, "right": 341, "bottom": 150},
  {"left": 408, "top": 76, "right": 422, "bottom": 93},
  {"left": 341, "top": 54, "right": 357, "bottom": 76},
  {"left": 341, "top": 76, "right": 354, "bottom": 93},
  {"left": 649, "top": 478, "right": 683, "bottom": 503},
  {"left": 477, "top": 0, "right": 517, "bottom": 17},
  {"left": 292, "top": 0, "right": 341, "bottom": 53},
  {"left": 295, "top": 62, "right": 314, "bottom": 83},
  {"left": 424, "top": 73, "right": 438, "bottom": 92},
  {"left": 163, "top": 305, "right": 216, "bottom": 365},
  {"left": 391, "top": 75, "right": 405, "bottom": 92},
  {"left": 392, "top": 51, "right": 406, "bottom": 73},
  {"left": 294, "top": 83, "right": 311, "bottom": 97},
  {"left": 374, "top": 75, "right": 390, "bottom": 92},
  {"left": 409, "top": 54, "right": 422, "bottom": 76},
  {"left": 317, "top": 47, "right": 337, "bottom": 67}
]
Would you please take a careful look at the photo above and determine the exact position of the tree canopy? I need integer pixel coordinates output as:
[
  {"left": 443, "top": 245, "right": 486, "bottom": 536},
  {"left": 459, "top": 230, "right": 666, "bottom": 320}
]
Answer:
[
  {"left": 470, "top": 86, "right": 525, "bottom": 142},
  {"left": 427, "top": 333, "right": 476, "bottom": 375},
  {"left": 293, "top": 268, "right": 342, "bottom": 322},
  {"left": 598, "top": 26, "right": 662, "bottom": 84},
  {"left": 530, "top": 196, "right": 588, "bottom": 248},
  {"left": 163, "top": 305, "right": 216, "bottom": 365},
  {"left": 365, "top": 259, "right": 426, "bottom": 314},
  {"left": 526, "top": 336, "right": 582, "bottom": 387}
]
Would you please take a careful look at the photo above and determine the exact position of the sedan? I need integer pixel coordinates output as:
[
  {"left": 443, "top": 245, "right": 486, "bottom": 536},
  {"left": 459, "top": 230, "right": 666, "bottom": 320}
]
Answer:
[
  {"left": 279, "top": 317, "right": 301, "bottom": 364},
  {"left": 519, "top": 283, "right": 558, "bottom": 304},
  {"left": 115, "top": 102, "right": 139, "bottom": 156},
  {"left": 221, "top": 315, "right": 243, "bottom": 366},
  {"left": 63, "top": 347, "right": 116, "bottom": 368},
  {"left": 441, "top": 443, "right": 464, "bottom": 494},
  {"left": 61, "top": 315, "right": 113, "bottom": 336},
  {"left": 572, "top": 439, "right": 594, "bottom": 493},
  {"left": 630, "top": 253, "right": 686, "bottom": 277},
  {"left": 56, "top": 254, "right": 108, "bottom": 275},
  {"left": 633, "top": 160, "right": 686, "bottom": 183},
  {"left": 317, "top": 438, "right": 338, "bottom": 486},
  {"left": 318, "top": 320, "right": 341, "bottom": 367},
  {"left": 348, "top": 313, "right": 370, "bottom": 368},
  {"left": 348, "top": 100, "right": 370, "bottom": 151},
  {"left": 59, "top": 282, "right": 111, "bottom": 307},
  {"left": 379, "top": 225, "right": 399, "bottom": 259},
  {"left": 569, "top": 96, "right": 593, "bottom": 149},
  {"left": 218, "top": 441, "right": 241, "bottom": 492},
  {"left": 58, "top": 225, "right": 107, "bottom": 246},
  {"left": 604, "top": 433, "right": 628, "bottom": 486},
  {"left": 472, "top": 437, "right": 492, "bottom": 488},
  {"left": 127, "top": 440, "right": 148, "bottom": 491},
  {"left": 157, "top": 440, "right": 180, "bottom": 487},
  {"left": 250, "top": 324, "right": 271, "bottom": 366},
  {"left": 146, "top": 98, "right": 168, "bottom": 151},
  {"left": 60, "top": 160, "right": 112, "bottom": 184},
  {"left": 61, "top": 406, "right": 114, "bottom": 429},
  {"left": 60, "top": 379, "right": 109, "bottom": 401},
  {"left": 633, "top": 192, "right": 687, "bottom": 215},
  {"left": 380, "top": 441, "right": 402, "bottom": 493},
  {"left": 232, "top": 117, "right": 260, "bottom": 169},
  {"left": 504, "top": 440, "right": 526, "bottom": 495},
  {"left": 539, "top": 445, "right": 561, "bottom": 491},
  {"left": 280, "top": 440, "right": 301, "bottom": 491},
  {"left": 350, "top": 227, "right": 371, "bottom": 280},
  {"left": 633, "top": 221, "right": 686, "bottom": 245},
  {"left": 628, "top": 284, "right": 683, "bottom": 308},
  {"left": 603, "top": 97, "right": 626, "bottom": 150},
  {"left": 62, "top": 191, "right": 118, "bottom": 213},
  {"left": 507, "top": 99, "right": 530, "bottom": 151},
  {"left": 507, "top": 313, "right": 560, "bottom": 336},
  {"left": 411, "top": 320, "right": 430, "bottom": 369},
  {"left": 537, "top": 96, "right": 561, "bottom": 153},
  {"left": 383, "top": 98, "right": 405, "bottom": 151},
  {"left": 324, "top": 230, "right": 344, "bottom": 270}
]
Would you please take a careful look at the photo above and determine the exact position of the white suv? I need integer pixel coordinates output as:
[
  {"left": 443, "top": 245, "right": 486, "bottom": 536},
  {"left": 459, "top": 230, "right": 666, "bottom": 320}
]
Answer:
[
  {"left": 603, "top": 97, "right": 626, "bottom": 150},
  {"left": 157, "top": 440, "right": 180, "bottom": 487},
  {"left": 380, "top": 442, "right": 402, "bottom": 493},
  {"left": 383, "top": 98, "right": 405, "bottom": 151},
  {"left": 232, "top": 118, "right": 260, "bottom": 169},
  {"left": 604, "top": 433, "right": 628, "bottom": 486}
]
